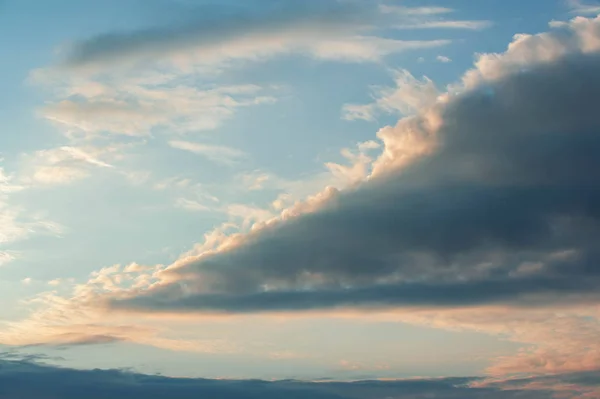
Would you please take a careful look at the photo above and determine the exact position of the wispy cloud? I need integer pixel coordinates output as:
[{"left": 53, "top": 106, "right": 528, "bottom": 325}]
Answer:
[
  {"left": 34, "top": 71, "right": 278, "bottom": 137},
  {"left": 169, "top": 140, "right": 247, "bottom": 166},
  {"left": 174, "top": 198, "right": 212, "bottom": 212},
  {"left": 21, "top": 146, "right": 116, "bottom": 186},
  {"left": 568, "top": 0, "right": 600, "bottom": 15},
  {"left": 381, "top": 5, "right": 492, "bottom": 31},
  {"left": 57, "top": 2, "right": 452, "bottom": 72},
  {"left": 395, "top": 20, "right": 493, "bottom": 30},
  {"left": 0, "top": 263, "right": 234, "bottom": 354},
  {"left": 0, "top": 164, "right": 63, "bottom": 247},
  {"left": 379, "top": 5, "right": 454, "bottom": 16},
  {"left": 0, "top": 250, "right": 16, "bottom": 267}
]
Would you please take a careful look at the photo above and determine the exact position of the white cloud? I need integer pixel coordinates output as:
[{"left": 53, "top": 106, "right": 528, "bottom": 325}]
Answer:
[
  {"left": 168, "top": 140, "right": 247, "bottom": 166},
  {"left": 36, "top": 73, "right": 278, "bottom": 137},
  {"left": 240, "top": 172, "right": 271, "bottom": 191},
  {"left": 0, "top": 251, "right": 16, "bottom": 267},
  {"left": 380, "top": 5, "right": 492, "bottom": 31},
  {"left": 42, "top": 99, "right": 163, "bottom": 137},
  {"left": 22, "top": 145, "right": 116, "bottom": 186},
  {"left": 568, "top": 0, "right": 600, "bottom": 15},
  {"left": 436, "top": 55, "right": 452, "bottom": 63},
  {"left": 0, "top": 263, "right": 237, "bottom": 354},
  {"left": 0, "top": 168, "right": 23, "bottom": 194},
  {"left": 395, "top": 20, "right": 493, "bottom": 30},
  {"left": 307, "top": 36, "right": 450, "bottom": 62},
  {"left": 0, "top": 165, "right": 64, "bottom": 249},
  {"left": 457, "top": 14, "right": 600, "bottom": 90},
  {"left": 379, "top": 5, "right": 454, "bottom": 16},
  {"left": 226, "top": 204, "right": 275, "bottom": 228},
  {"left": 343, "top": 69, "right": 440, "bottom": 121},
  {"left": 174, "top": 198, "right": 212, "bottom": 212}
]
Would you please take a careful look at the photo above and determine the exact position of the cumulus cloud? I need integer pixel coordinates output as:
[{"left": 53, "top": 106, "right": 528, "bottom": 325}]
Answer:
[
  {"left": 93, "top": 15, "right": 600, "bottom": 319},
  {"left": 342, "top": 69, "right": 440, "bottom": 121},
  {"left": 0, "top": 357, "right": 590, "bottom": 399}
]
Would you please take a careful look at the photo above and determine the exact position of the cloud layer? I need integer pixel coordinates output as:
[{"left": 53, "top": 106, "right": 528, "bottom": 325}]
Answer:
[{"left": 0, "top": 357, "right": 596, "bottom": 399}]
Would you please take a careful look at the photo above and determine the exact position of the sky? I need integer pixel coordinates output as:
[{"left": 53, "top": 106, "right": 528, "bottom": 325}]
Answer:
[{"left": 1, "top": 0, "right": 600, "bottom": 398}]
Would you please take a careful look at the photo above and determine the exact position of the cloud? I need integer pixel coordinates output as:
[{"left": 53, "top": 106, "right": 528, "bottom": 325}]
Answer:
[
  {"left": 175, "top": 198, "right": 212, "bottom": 212},
  {"left": 0, "top": 264, "right": 235, "bottom": 354},
  {"left": 342, "top": 69, "right": 440, "bottom": 121},
  {"left": 378, "top": 5, "right": 455, "bottom": 16},
  {"left": 169, "top": 141, "right": 247, "bottom": 166},
  {"left": 234, "top": 140, "right": 382, "bottom": 203},
  {"left": 225, "top": 204, "right": 275, "bottom": 228},
  {"left": 21, "top": 146, "right": 116, "bottom": 186},
  {"left": 0, "top": 203, "right": 62, "bottom": 245},
  {"left": 477, "top": 371, "right": 600, "bottom": 398},
  {"left": 103, "top": 15, "right": 600, "bottom": 317},
  {"left": 35, "top": 73, "right": 278, "bottom": 136},
  {"left": 380, "top": 5, "right": 492, "bottom": 31},
  {"left": 568, "top": 0, "right": 600, "bottom": 15},
  {"left": 32, "top": 2, "right": 455, "bottom": 140},
  {"left": 0, "top": 357, "right": 590, "bottom": 398},
  {"left": 390, "top": 305, "right": 600, "bottom": 376},
  {"left": 55, "top": 1, "right": 451, "bottom": 72},
  {"left": 0, "top": 251, "right": 16, "bottom": 267},
  {"left": 395, "top": 20, "right": 493, "bottom": 30},
  {"left": 0, "top": 164, "right": 63, "bottom": 246},
  {"left": 436, "top": 55, "right": 452, "bottom": 63},
  {"left": 42, "top": 99, "right": 162, "bottom": 138},
  {"left": 456, "top": 15, "right": 600, "bottom": 89}
]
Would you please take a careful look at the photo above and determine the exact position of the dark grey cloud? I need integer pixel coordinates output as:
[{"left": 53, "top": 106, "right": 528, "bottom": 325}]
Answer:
[
  {"left": 0, "top": 358, "right": 579, "bottom": 399},
  {"left": 486, "top": 370, "right": 600, "bottom": 390},
  {"left": 111, "top": 44, "right": 600, "bottom": 314},
  {"left": 0, "top": 350, "right": 64, "bottom": 363}
]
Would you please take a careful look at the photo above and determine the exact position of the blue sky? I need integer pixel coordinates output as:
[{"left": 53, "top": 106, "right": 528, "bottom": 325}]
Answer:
[{"left": 2, "top": 1, "right": 600, "bottom": 398}]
